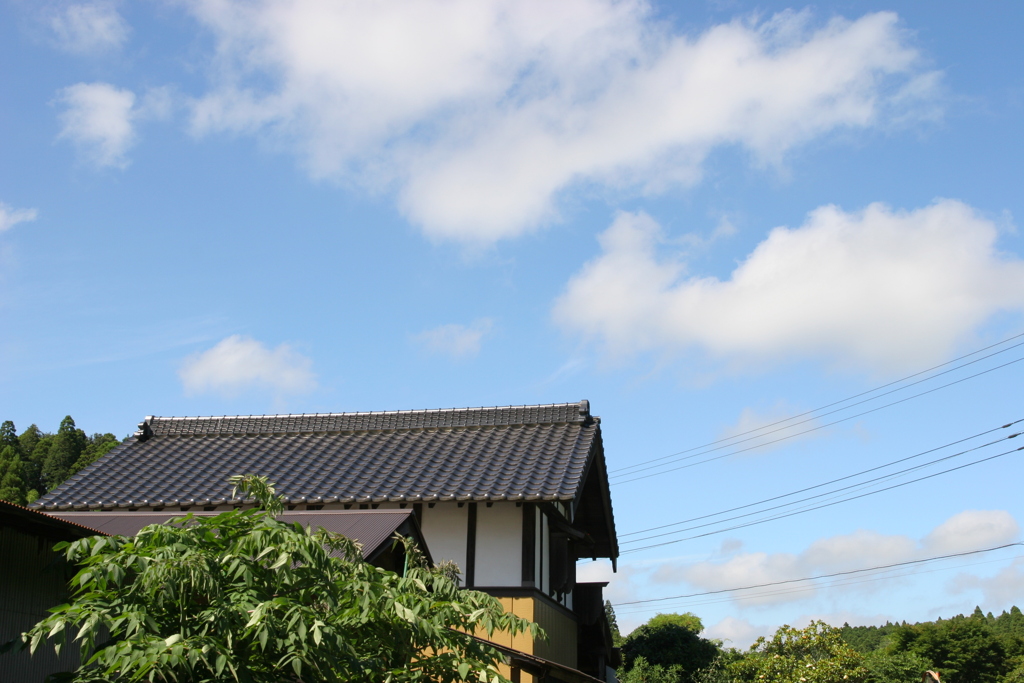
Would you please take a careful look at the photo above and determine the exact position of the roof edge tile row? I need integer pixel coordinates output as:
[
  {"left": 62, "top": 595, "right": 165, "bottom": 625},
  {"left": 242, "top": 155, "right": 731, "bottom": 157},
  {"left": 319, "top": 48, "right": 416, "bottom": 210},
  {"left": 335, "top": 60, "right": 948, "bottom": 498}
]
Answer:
[{"left": 137, "top": 400, "right": 593, "bottom": 439}]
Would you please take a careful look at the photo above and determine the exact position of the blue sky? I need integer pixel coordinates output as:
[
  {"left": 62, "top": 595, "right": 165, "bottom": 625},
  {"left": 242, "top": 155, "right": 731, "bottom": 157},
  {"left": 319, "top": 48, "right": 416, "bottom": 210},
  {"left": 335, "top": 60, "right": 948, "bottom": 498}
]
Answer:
[{"left": 2, "top": 0, "right": 1023, "bottom": 646}]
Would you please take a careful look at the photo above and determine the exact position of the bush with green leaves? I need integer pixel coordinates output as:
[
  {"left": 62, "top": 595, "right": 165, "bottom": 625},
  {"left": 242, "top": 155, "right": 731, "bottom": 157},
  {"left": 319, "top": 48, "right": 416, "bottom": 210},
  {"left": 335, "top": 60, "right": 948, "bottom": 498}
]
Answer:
[
  {"left": 729, "top": 621, "right": 868, "bottom": 683},
  {"left": 620, "top": 612, "right": 721, "bottom": 683},
  {"left": 23, "top": 475, "right": 539, "bottom": 682}
]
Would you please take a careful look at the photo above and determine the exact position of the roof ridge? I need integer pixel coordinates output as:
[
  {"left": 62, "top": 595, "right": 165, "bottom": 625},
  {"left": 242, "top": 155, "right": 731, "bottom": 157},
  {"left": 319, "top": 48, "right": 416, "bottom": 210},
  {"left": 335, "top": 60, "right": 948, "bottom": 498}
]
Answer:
[
  {"left": 136, "top": 401, "right": 592, "bottom": 439},
  {"left": 147, "top": 400, "right": 587, "bottom": 422}
]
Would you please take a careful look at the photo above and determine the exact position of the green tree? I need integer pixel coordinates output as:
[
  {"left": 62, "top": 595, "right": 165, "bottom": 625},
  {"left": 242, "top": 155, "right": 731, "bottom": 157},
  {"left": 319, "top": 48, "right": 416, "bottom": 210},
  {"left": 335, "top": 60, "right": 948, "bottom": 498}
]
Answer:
[
  {"left": 621, "top": 613, "right": 720, "bottom": 681},
  {"left": 41, "top": 416, "right": 86, "bottom": 491},
  {"left": 891, "top": 614, "right": 1007, "bottom": 683},
  {"left": 0, "top": 446, "right": 27, "bottom": 504},
  {"left": 729, "top": 621, "right": 868, "bottom": 683},
  {"left": 622, "top": 656, "right": 685, "bottom": 683},
  {"left": 862, "top": 649, "right": 932, "bottom": 683},
  {"left": 23, "top": 474, "right": 539, "bottom": 683},
  {"left": 0, "top": 420, "right": 19, "bottom": 453},
  {"left": 607, "top": 600, "right": 623, "bottom": 647}
]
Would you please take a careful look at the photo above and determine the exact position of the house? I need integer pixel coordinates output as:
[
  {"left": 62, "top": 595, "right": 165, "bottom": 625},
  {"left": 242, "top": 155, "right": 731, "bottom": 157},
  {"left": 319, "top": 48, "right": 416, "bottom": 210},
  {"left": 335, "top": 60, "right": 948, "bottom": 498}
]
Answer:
[
  {"left": 33, "top": 400, "right": 620, "bottom": 682},
  {"left": 0, "top": 499, "right": 99, "bottom": 683}
]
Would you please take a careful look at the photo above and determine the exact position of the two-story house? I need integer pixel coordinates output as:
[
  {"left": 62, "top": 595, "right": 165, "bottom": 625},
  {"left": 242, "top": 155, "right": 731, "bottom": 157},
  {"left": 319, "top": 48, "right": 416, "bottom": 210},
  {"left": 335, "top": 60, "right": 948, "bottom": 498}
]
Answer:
[{"left": 34, "top": 400, "right": 620, "bottom": 682}]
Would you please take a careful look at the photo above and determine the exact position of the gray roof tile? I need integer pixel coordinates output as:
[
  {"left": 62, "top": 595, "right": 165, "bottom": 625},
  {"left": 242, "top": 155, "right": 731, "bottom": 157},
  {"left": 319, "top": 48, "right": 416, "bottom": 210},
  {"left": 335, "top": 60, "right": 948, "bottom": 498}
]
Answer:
[{"left": 35, "top": 401, "right": 604, "bottom": 511}]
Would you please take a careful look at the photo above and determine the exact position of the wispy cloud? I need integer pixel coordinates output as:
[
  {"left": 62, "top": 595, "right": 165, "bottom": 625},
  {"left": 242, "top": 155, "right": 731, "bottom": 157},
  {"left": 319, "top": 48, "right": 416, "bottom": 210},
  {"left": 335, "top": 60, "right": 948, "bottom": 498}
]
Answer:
[
  {"left": 55, "top": 83, "right": 174, "bottom": 168},
  {"left": 0, "top": 202, "right": 38, "bottom": 233},
  {"left": 653, "top": 510, "right": 1019, "bottom": 607},
  {"left": 414, "top": 318, "right": 493, "bottom": 359},
  {"left": 56, "top": 82, "right": 137, "bottom": 168},
  {"left": 554, "top": 201, "right": 1024, "bottom": 375},
  {"left": 179, "top": 335, "right": 317, "bottom": 398},
  {"left": 48, "top": 2, "right": 129, "bottom": 54},
  {"left": 185, "top": 3, "right": 939, "bottom": 243}
]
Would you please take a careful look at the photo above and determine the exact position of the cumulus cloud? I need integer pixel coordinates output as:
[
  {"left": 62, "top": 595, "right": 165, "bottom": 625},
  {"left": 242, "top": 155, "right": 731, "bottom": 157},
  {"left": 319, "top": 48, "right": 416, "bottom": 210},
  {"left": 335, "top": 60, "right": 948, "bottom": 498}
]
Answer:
[
  {"left": 413, "top": 319, "right": 493, "bottom": 358},
  {"left": 56, "top": 82, "right": 137, "bottom": 168},
  {"left": 923, "top": 510, "right": 1020, "bottom": 555},
  {"left": 0, "top": 202, "right": 38, "bottom": 233},
  {"left": 183, "top": 1, "right": 937, "bottom": 242},
  {"left": 48, "top": 2, "right": 129, "bottom": 54},
  {"left": 179, "top": 335, "right": 317, "bottom": 397},
  {"left": 670, "top": 510, "right": 1020, "bottom": 607},
  {"left": 554, "top": 201, "right": 1024, "bottom": 374}
]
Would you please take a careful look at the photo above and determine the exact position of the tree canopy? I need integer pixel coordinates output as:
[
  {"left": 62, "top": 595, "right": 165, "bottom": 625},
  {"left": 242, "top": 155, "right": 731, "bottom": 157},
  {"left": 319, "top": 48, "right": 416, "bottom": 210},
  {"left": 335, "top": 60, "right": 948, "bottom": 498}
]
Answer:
[
  {"left": 0, "top": 417, "right": 119, "bottom": 505},
  {"left": 23, "top": 475, "right": 539, "bottom": 683}
]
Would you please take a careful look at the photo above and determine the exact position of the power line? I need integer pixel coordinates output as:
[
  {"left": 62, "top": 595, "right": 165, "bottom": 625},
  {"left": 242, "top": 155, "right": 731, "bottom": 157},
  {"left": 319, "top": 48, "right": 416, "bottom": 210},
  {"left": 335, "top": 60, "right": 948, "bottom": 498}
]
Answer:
[
  {"left": 613, "top": 543, "right": 1024, "bottom": 606},
  {"left": 620, "top": 443, "right": 1024, "bottom": 554},
  {"left": 610, "top": 331, "right": 1024, "bottom": 479},
  {"left": 619, "top": 420, "right": 1022, "bottom": 542},
  {"left": 621, "top": 432, "right": 1018, "bottom": 546},
  {"left": 612, "top": 356, "right": 1024, "bottom": 486},
  {"left": 613, "top": 554, "right": 1024, "bottom": 615}
]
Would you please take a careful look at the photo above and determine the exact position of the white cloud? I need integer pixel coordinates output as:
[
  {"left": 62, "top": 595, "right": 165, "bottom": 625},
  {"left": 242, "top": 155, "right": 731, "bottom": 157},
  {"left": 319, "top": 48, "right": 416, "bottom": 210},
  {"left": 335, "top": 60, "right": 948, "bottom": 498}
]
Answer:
[
  {"left": 0, "top": 202, "right": 38, "bottom": 233},
  {"left": 923, "top": 510, "right": 1020, "bottom": 555},
  {"left": 56, "top": 82, "right": 137, "bottom": 168},
  {"left": 666, "top": 510, "right": 1020, "bottom": 607},
  {"left": 950, "top": 558, "right": 1024, "bottom": 607},
  {"left": 554, "top": 201, "right": 1024, "bottom": 375},
  {"left": 48, "top": 2, "right": 129, "bottom": 54},
  {"left": 414, "top": 318, "right": 493, "bottom": 358},
  {"left": 179, "top": 335, "right": 317, "bottom": 397},
  {"left": 184, "top": 2, "right": 937, "bottom": 242},
  {"left": 703, "top": 616, "right": 767, "bottom": 648}
]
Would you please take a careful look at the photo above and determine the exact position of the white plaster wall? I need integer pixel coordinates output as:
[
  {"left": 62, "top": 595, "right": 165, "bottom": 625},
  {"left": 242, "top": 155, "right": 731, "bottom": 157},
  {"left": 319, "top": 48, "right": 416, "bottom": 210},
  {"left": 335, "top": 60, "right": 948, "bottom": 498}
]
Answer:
[
  {"left": 419, "top": 503, "right": 468, "bottom": 585},
  {"left": 474, "top": 503, "right": 522, "bottom": 587}
]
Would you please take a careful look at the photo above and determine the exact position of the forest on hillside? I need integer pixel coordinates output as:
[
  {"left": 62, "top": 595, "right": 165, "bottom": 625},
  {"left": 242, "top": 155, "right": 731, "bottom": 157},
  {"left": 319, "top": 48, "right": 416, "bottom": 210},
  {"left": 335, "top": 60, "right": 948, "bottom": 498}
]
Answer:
[
  {"left": 0, "top": 416, "right": 120, "bottom": 505},
  {"left": 608, "top": 604, "right": 1024, "bottom": 683}
]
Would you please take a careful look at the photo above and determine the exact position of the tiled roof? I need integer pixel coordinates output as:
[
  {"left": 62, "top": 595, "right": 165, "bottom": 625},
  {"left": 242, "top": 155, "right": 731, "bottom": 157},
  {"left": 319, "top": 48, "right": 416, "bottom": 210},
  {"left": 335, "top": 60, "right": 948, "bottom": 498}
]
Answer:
[{"left": 34, "top": 401, "right": 603, "bottom": 511}]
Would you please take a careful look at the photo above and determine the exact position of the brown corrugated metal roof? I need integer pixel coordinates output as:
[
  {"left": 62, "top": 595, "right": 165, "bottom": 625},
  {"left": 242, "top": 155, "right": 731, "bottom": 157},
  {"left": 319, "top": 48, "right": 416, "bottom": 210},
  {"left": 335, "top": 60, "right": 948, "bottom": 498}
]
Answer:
[{"left": 46, "top": 509, "right": 422, "bottom": 561}]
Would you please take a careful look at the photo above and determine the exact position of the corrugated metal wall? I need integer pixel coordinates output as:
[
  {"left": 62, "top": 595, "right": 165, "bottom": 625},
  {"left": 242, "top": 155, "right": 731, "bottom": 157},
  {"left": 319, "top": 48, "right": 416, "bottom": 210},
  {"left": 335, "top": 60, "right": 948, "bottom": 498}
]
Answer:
[
  {"left": 0, "top": 527, "right": 81, "bottom": 683},
  {"left": 531, "top": 596, "right": 577, "bottom": 669}
]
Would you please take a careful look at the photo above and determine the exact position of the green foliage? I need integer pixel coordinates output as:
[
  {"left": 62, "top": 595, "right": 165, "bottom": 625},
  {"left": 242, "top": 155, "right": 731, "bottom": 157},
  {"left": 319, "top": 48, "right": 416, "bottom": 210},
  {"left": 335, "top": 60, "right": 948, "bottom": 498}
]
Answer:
[
  {"left": 622, "top": 613, "right": 720, "bottom": 682},
  {"left": 42, "top": 416, "right": 87, "bottom": 491},
  {"left": 0, "top": 418, "right": 123, "bottom": 503},
  {"left": 607, "top": 600, "right": 623, "bottom": 647},
  {"left": 862, "top": 649, "right": 932, "bottom": 683},
  {"left": 622, "top": 656, "right": 686, "bottom": 683},
  {"left": 0, "top": 446, "right": 27, "bottom": 505},
  {"left": 890, "top": 613, "right": 1008, "bottom": 683},
  {"left": 840, "top": 622, "right": 901, "bottom": 654},
  {"left": 729, "top": 621, "right": 868, "bottom": 683},
  {"left": 0, "top": 420, "right": 19, "bottom": 451},
  {"left": 23, "top": 475, "right": 539, "bottom": 683}
]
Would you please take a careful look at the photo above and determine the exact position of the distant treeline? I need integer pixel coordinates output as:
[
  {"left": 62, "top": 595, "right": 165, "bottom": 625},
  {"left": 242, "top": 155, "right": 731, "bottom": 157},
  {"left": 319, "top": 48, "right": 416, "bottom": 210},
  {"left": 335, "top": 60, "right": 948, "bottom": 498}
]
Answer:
[
  {"left": 838, "top": 606, "right": 1024, "bottom": 683},
  {"left": 609, "top": 604, "right": 1024, "bottom": 683},
  {"left": 0, "top": 416, "right": 120, "bottom": 505}
]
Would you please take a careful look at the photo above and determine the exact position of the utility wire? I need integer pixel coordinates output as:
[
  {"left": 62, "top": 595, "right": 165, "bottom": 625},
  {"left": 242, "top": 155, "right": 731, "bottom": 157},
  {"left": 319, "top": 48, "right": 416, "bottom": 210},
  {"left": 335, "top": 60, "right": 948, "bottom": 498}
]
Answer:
[
  {"left": 613, "top": 543, "right": 1024, "bottom": 606},
  {"left": 619, "top": 420, "right": 1022, "bottom": 541},
  {"left": 613, "top": 356, "right": 1024, "bottom": 486},
  {"left": 621, "top": 443, "right": 1024, "bottom": 554},
  {"left": 621, "top": 430, "right": 1020, "bottom": 545},
  {"left": 613, "top": 554, "right": 1024, "bottom": 614},
  {"left": 610, "top": 331, "right": 1024, "bottom": 478}
]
